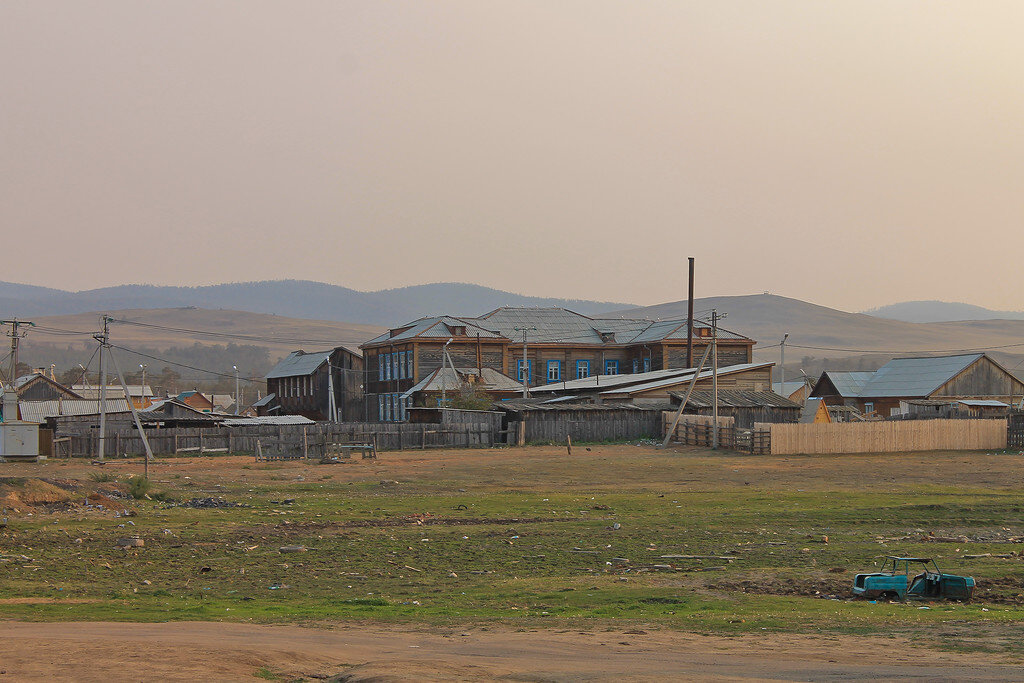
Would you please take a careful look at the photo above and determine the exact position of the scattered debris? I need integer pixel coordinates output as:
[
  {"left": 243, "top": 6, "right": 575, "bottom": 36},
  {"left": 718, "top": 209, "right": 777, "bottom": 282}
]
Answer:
[
  {"left": 279, "top": 545, "right": 308, "bottom": 553},
  {"left": 116, "top": 537, "right": 144, "bottom": 548}
]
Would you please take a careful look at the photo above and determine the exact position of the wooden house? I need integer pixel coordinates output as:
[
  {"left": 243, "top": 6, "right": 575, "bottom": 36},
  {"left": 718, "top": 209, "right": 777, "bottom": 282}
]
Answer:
[
  {"left": 175, "top": 390, "right": 216, "bottom": 413},
  {"left": 361, "top": 307, "right": 756, "bottom": 421},
  {"left": 11, "top": 373, "right": 82, "bottom": 402},
  {"left": 810, "top": 353, "right": 1024, "bottom": 417},
  {"left": 264, "top": 346, "right": 363, "bottom": 422}
]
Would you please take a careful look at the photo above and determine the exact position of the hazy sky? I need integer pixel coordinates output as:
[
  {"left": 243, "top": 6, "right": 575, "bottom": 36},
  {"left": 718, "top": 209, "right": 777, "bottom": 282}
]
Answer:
[{"left": 3, "top": 2, "right": 1023, "bottom": 312}]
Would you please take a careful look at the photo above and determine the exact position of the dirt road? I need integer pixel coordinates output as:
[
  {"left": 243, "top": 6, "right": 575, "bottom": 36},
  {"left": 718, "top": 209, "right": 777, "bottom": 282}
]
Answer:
[{"left": 1, "top": 621, "right": 1021, "bottom": 681}]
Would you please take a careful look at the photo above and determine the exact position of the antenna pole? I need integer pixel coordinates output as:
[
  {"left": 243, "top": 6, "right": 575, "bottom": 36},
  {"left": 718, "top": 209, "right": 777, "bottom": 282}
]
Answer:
[{"left": 94, "top": 315, "right": 111, "bottom": 461}]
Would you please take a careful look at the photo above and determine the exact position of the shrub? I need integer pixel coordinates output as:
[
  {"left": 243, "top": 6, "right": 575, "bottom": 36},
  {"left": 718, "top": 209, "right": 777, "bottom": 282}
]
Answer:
[
  {"left": 126, "top": 476, "right": 153, "bottom": 499},
  {"left": 89, "top": 471, "right": 117, "bottom": 483}
]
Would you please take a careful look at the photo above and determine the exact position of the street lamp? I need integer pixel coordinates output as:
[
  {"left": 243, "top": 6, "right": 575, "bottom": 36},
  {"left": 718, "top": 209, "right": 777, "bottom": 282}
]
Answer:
[{"left": 233, "top": 365, "right": 239, "bottom": 415}]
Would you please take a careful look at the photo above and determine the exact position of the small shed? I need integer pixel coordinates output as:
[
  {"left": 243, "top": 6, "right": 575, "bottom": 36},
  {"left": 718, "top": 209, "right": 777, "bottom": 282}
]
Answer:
[{"left": 494, "top": 401, "right": 664, "bottom": 443}]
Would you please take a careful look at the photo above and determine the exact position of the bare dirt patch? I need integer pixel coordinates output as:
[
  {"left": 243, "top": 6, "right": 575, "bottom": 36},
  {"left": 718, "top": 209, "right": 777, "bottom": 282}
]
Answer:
[{"left": 1, "top": 621, "right": 1022, "bottom": 682}]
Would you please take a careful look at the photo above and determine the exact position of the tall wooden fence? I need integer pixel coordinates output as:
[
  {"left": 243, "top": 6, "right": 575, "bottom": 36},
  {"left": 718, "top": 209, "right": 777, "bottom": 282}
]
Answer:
[
  {"left": 60, "top": 421, "right": 497, "bottom": 458},
  {"left": 518, "top": 409, "right": 663, "bottom": 443},
  {"left": 760, "top": 418, "right": 1007, "bottom": 455},
  {"left": 662, "top": 413, "right": 770, "bottom": 454}
]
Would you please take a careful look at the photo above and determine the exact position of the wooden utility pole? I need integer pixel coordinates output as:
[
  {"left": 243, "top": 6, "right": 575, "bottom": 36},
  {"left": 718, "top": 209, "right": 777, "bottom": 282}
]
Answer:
[
  {"left": 514, "top": 326, "right": 536, "bottom": 399},
  {"left": 711, "top": 310, "right": 719, "bottom": 450},
  {"left": 93, "top": 315, "right": 111, "bottom": 461},
  {"left": 686, "top": 258, "right": 695, "bottom": 368},
  {"left": 1, "top": 319, "right": 35, "bottom": 383}
]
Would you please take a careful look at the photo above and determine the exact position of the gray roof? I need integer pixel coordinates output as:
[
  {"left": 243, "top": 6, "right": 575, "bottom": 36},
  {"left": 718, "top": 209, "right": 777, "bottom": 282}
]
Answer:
[
  {"left": 858, "top": 354, "right": 983, "bottom": 398},
  {"left": 819, "top": 371, "right": 875, "bottom": 398},
  {"left": 16, "top": 399, "right": 132, "bottom": 423},
  {"left": 530, "top": 367, "right": 694, "bottom": 394},
  {"left": 265, "top": 350, "right": 332, "bottom": 379},
  {"left": 365, "top": 307, "right": 753, "bottom": 348},
  {"left": 252, "top": 393, "right": 277, "bottom": 407},
  {"left": 800, "top": 397, "right": 827, "bottom": 423},
  {"left": 671, "top": 389, "right": 802, "bottom": 409},
  {"left": 401, "top": 366, "right": 522, "bottom": 399},
  {"left": 772, "top": 381, "right": 807, "bottom": 396},
  {"left": 364, "top": 316, "right": 506, "bottom": 345},
  {"left": 221, "top": 415, "right": 314, "bottom": 426},
  {"left": 600, "top": 362, "right": 774, "bottom": 396}
]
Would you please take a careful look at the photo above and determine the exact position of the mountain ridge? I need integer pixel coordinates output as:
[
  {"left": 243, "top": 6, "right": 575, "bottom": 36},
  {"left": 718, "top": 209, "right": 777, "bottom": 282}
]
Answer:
[{"left": 0, "top": 280, "right": 632, "bottom": 325}]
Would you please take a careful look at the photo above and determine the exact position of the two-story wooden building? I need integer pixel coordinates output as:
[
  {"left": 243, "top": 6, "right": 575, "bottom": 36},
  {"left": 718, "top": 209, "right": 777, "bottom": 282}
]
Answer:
[
  {"left": 361, "top": 307, "right": 755, "bottom": 421},
  {"left": 264, "top": 346, "right": 363, "bottom": 422}
]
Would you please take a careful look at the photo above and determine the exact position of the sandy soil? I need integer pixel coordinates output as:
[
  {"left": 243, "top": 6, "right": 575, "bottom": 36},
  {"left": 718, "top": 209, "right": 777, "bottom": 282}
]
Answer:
[{"left": 0, "top": 621, "right": 1021, "bottom": 682}]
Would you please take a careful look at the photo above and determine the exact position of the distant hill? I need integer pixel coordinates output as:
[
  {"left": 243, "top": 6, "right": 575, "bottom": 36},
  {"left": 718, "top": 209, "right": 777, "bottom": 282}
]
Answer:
[
  {"left": 0, "top": 280, "right": 631, "bottom": 326},
  {"left": 863, "top": 300, "right": 1024, "bottom": 323},
  {"left": 611, "top": 293, "right": 1024, "bottom": 371}
]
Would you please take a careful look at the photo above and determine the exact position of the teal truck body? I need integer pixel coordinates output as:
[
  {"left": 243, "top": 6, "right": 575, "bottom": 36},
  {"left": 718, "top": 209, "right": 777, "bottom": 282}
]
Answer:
[{"left": 853, "top": 556, "right": 974, "bottom": 601}]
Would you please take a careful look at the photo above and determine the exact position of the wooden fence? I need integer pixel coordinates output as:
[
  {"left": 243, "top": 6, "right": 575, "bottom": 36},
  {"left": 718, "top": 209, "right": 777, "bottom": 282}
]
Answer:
[
  {"left": 519, "top": 410, "right": 663, "bottom": 443},
  {"left": 59, "top": 421, "right": 497, "bottom": 458},
  {"left": 662, "top": 413, "right": 770, "bottom": 454},
  {"left": 760, "top": 418, "right": 1007, "bottom": 455}
]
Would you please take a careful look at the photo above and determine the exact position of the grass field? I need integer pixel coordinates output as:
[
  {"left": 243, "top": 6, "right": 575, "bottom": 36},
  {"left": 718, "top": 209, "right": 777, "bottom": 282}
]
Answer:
[{"left": 3, "top": 445, "right": 1024, "bottom": 656}]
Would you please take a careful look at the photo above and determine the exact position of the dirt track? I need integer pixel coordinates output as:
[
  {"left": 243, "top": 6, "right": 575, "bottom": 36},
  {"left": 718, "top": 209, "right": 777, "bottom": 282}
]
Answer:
[{"left": 1, "top": 621, "right": 1022, "bottom": 681}]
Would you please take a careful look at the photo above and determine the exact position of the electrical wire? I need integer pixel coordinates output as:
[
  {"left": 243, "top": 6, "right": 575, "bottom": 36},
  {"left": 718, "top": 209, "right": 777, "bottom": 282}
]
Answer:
[{"left": 106, "top": 343, "right": 267, "bottom": 384}]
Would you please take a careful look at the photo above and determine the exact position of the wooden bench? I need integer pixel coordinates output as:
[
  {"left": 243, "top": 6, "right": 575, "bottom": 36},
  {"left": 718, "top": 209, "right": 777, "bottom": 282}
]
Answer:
[
  {"left": 255, "top": 440, "right": 306, "bottom": 462},
  {"left": 323, "top": 442, "right": 377, "bottom": 460}
]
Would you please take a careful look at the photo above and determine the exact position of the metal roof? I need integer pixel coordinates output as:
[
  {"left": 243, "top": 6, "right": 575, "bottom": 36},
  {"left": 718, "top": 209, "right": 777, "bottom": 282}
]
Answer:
[
  {"left": 495, "top": 400, "right": 663, "bottom": 413},
  {"left": 819, "top": 371, "right": 875, "bottom": 398},
  {"left": 71, "top": 384, "right": 153, "bottom": 400},
  {"left": 221, "top": 415, "right": 314, "bottom": 426},
  {"left": 530, "top": 367, "right": 696, "bottom": 394},
  {"left": 858, "top": 353, "right": 983, "bottom": 398},
  {"left": 957, "top": 399, "right": 1008, "bottom": 407},
  {"left": 401, "top": 366, "right": 521, "bottom": 399},
  {"left": 772, "top": 381, "right": 807, "bottom": 396},
  {"left": 16, "top": 399, "right": 133, "bottom": 423},
  {"left": 670, "top": 389, "right": 802, "bottom": 409},
  {"left": 364, "top": 307, "right": 753, "bottom": 348},
  {"left": 252, "top": 393, "right": 276, "bottom": 407},
  {"left": 600, "top": 362, "right": 774, "bottom": 396},
  {"left": 265, "top": 350, "right": 332, "bottom": 379},
  {"left": 364, "top": 316, "right": 506, "bottom": 345}
]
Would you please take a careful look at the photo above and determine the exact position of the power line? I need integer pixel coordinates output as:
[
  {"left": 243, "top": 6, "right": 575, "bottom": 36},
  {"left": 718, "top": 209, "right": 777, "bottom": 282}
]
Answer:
[{"left": 107, "top": 343, "right": 268, "bottom": 384}]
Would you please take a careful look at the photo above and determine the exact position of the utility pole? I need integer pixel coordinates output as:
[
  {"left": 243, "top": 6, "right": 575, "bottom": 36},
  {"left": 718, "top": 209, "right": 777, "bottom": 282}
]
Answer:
[
  {"left": 93, "top": 315, "right": 111, "bottom": 462},
  {"left": 514, "top": 327, "right": 537, "bottom": 398},
  {"left": 441, "top": 339, "right": 453, "bottom": 407},
  {"left": 711, "top": 310, "right": 719, "bottom": 450},
  {"left": 779, "top": 334, "right": 789, "bottom": 396},
  {"left": 139, "top": 364, "right": 147, "bottom": 407},
  {"left": 233, "top": 365, "right": 240, "bottom": 415},
  {"left": 686, "top": 258, "right": 695, "bottom": 368},
  {"left": 2, "top": 319, "right": 36, "bottom": 381}
]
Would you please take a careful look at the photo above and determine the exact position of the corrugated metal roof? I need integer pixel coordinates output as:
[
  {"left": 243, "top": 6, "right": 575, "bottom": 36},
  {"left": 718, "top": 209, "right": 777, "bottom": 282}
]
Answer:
[
  {"left": 265, "top": 350, "right": 332, "bottom": 379},
  {"left": 859, "top": 354, "right": 983, "bottom": 398},
  {"left": 365, "top": 316, "right": 506, "bottom": 345},
  {"left": 670, "top": 389, "right": 802, "bottom": 409},
  {"left": 17, "top": 399, "right": 133, "bottom": 423},
  {"left": 820, "top": 371, "right": 875, "bottom": 398},
  {"left": 601, "top": 362, "right": 774, "bottom": 396},
  {"left": 221, "top": 415, "right": 314, "bottom": 426},
  {"left": 71, "top": 385, "right": 152, "bottom": 400}
]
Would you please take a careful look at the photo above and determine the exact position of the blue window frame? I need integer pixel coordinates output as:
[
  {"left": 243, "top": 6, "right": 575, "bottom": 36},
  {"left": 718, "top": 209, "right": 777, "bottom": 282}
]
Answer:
[
  {"left": 378, "top": 355, "right": 385, "bottom": 381},
  {"left": 516, "top": 359, "right": 533, "bottom": 382},
  {"left": 392, "top": 353, "right": 399, "bottom": 380},
  {"left": 605, "top": 359, "right": 619, "bottom": 375},
  {"left": 406, "top": 351, "right": 414, "bottom": 379},
  {"left": 378, "top": 395, "right": 385, "bottom": 420},
  {"left": 547, "top": 360, "right": 562, "bottom": 382},
  {"left": 576, "top": 360, "right": 590, "bottom": 379},
  {"left": 632, "top": 359, "right": 639, "bottom": 373},
  {"left": 643, "top": 358, "right": 651, "bottom": 372}
]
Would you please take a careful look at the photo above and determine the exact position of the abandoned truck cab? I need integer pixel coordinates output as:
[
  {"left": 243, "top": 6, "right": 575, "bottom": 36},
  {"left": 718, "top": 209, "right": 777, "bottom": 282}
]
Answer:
[{"left": 853, "top": 556, "right": 974, "bottom": 601}]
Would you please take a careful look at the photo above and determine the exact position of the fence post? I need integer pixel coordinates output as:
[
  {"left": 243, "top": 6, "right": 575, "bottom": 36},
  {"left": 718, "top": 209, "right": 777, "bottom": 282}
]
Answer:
[
  {"left": 303, "top": 427, "right": 309, "bottom": 460},
  {"left": 199, "top": 431, "right": 205, "bottom": 455}
]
